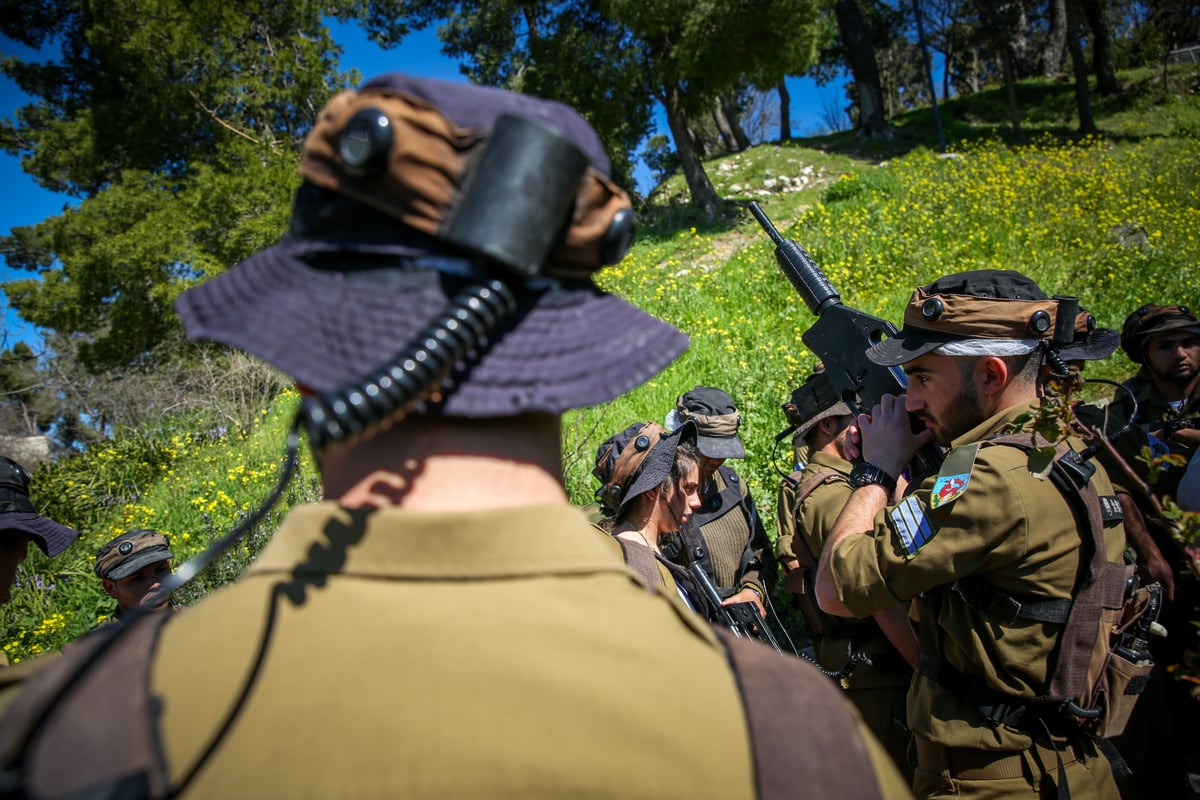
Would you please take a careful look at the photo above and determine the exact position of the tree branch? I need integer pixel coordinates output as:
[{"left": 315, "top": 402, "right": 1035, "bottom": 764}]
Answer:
[{"left": 187, "top": 89, "right": 261, "bottom": 145}]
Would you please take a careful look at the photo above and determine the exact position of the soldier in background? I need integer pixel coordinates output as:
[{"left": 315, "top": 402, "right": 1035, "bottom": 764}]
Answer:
[
  {"left": 93, "top": 530, "right": 177, "bottom": 621},
  {"left": 0, "top": 455, "right": 79, "bottom": 611},
  {"left": 776, "top": 368, "right": 917, "bottom": 783},
  {"left": 663, "top": 386, "right": 775, "bottom": 618},
  {"left": 1114, "top": 304, "right": 1200, "bottom": 428}
]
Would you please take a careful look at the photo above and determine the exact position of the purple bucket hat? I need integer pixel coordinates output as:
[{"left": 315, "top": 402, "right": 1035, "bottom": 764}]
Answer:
[
  {"left": 0, "top": 456, "right": 80, "bottom": 557},
  {"left": 174, "top": 73, "right": 687, "bottom": 417}
]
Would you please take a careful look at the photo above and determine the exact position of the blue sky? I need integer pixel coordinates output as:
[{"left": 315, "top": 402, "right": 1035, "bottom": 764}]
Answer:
[{"left": 0, "top": 20, "right": 848, "bottom": 349}]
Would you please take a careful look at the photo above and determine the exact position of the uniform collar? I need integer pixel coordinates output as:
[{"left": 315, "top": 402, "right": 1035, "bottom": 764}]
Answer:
[
  {"left": 249, "top": 502, "right": 632, "bottom": 580},
  {"left": 808, "top": 449, "right": 852, "bottom": 475}
]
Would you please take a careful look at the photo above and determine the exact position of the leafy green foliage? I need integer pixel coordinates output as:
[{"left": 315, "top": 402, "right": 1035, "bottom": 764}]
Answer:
[
  {"left": 0, "top": 0, "right": 408, "bottom": 369},
  {"left": 409, "top": 0, "right": 657, "bottom": 189},
  {"left": 2, "top": 390, "right": 320, "bottom": 662}
]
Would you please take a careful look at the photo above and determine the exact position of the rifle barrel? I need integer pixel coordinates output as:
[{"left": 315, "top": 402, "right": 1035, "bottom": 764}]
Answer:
[{"left": 748, "top": 202, "right": 840, "bottom": 316}]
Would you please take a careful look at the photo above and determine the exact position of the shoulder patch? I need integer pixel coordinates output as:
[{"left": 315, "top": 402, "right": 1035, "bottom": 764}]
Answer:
[
  {"left": 930, "top": 443, "right": 979, "bottom": 509},
  {"left": 1147, "top": 433, "right": 1170, "bottom": 459},
  {"left": 890, "top": 495, "right": 934, "bottom": 558}
]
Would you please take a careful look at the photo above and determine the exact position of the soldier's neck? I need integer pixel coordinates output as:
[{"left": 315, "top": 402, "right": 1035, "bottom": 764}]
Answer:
[{"left": 319, "top": 413, "right": 569, "bottom": 512}]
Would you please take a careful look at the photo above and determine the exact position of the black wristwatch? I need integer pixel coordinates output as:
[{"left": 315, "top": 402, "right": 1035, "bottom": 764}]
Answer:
[{"left": 849, "top": 462, "right": 897, "bottom": 494}]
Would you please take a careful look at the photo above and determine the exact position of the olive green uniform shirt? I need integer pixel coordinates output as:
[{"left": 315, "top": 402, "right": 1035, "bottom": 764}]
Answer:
[
  {"left": 133, "top": 502, "right": 911, "bottom": 798},
  {"left": 775, "top": 442, "right": 810, "bottom": 563},
  {"left": 830, "top": 403, "right": 1126, "bottom": 754},
  {"left": 793, "top": 452, "right": 910, "bottom": 686}
]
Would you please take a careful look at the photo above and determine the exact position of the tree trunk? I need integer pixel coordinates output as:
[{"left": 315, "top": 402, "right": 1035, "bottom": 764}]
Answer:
[
  {"left": 1042, "top": 0, "right": 1068, "bottom": 78},
  {"left": 981, "top": 3, "right": 1022, "bottom": 138},
  {"left": 685, "top": 119, "right": 708, "bottom": 158},
  {"left": 777, "top": 79, "right": 792, "bottom": 142},
  {"left": 833, "top": 0, "right": 890, "bottom": 138},
  {"left": 1065, "top": 0, "right": 1097, "bottom": 134},
  {"left": 663, "top": 82, "right": 721, "bottom": 220},
  {"left": 940, "top": 12, "right": 959, "bottom": 100},
  {"left": 998, "top": 39, "right": 1022, "bottom": 138},
  {"left": 1077, "top": 0, "right": 1119, "bottom": 96},
  {"left": 1009, "top": 3, "right": 1031, "bottom": 79},
  {"left": 720, "top": 93, "right": 751, "bottom": 151},
  {"left": 712, "top": 103, "right": 736, "bottom": 152}
]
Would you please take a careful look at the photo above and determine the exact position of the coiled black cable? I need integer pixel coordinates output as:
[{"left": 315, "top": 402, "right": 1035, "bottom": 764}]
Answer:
[{"left": 301, "top": 280, "right": 517, "bottom": 450}]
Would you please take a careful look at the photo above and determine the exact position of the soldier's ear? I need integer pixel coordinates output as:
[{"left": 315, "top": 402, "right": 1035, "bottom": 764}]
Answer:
[
  {"left": 101, "top": 579, "right": 120, "bottom": 600},
  {"left": 976, "top": 355, "right": 1010, "bottom": 396},
  {"left": 817, "top": 415, "right": 845, "bottom": 437}
]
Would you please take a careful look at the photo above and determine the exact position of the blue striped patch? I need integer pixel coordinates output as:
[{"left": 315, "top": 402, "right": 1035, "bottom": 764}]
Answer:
[{"left": 890, "top": 495, "right": 934, "bottom": 558}]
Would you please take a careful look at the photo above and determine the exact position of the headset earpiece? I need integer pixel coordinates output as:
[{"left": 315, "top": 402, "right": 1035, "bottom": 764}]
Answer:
[{"left": 339, "top": 108, "right": 393, "bottom": 178}]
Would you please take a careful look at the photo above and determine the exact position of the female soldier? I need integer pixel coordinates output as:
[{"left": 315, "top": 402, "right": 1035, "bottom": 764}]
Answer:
[{"left": 592, "top": 420, "right": 716, "bottom": 617}]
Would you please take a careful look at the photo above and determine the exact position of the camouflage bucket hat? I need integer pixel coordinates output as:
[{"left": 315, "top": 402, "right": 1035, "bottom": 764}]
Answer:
[
  {"left": 594, "top": 420, "right": 697, "bottom": 515},
  {"left": 782, "top": 369, "right": 853, "bottom": 441},
  {"left": 175, "top": 73, "right": 687, "bottom": 418},
  {"left": 867, "top": 269, "right": 1060, "bottom": 367},
  {"left": 673, "top": 386, "right": 745, "bottom": 460}
]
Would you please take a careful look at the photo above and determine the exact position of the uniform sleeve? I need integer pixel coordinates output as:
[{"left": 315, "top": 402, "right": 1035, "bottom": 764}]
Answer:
[{"left": 830, "top": 445, "right": 1033, "bottom": 617}]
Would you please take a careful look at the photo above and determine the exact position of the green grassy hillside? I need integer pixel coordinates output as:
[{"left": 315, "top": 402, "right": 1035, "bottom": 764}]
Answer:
[{"left": 6, "top": 65, "right": 1200, "bottom": 661}]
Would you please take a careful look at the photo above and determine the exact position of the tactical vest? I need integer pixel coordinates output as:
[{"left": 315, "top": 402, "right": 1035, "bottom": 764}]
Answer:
[
  {"left": 915, "top": 434, "right": 1157, "bottom": 748},
  {"left": 783, "top": 469, "right": 909, "bottom": 680},
  {"left": 783, "top": 469, "right": 857, "bottom": 640}
]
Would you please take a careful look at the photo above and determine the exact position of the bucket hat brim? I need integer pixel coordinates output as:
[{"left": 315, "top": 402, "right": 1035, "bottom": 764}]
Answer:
[
  {"left": 1059, "top": 328, "right": 1120, "bottom": 363},
  {"left": 175, "top": 248, "right": 688, "bottom": 417},
  {"left": 0, "top": 513, "right": 80, "bottom": 557},
  {"left": 866, "top": 328, "right": 962, "bottom": 368},
  {"left": 695, "top": 433, "right": 745, "bottom": 461},
  {"left": 792, "top": 401, "right": 854, "bottom": 442},
  {"left": 621, "top": 420, "right": 697, "bottom": 510}
]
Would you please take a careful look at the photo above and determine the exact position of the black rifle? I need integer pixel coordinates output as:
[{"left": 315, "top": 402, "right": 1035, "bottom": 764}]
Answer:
[
  {"left": 749, "top": 202, "right": 944, "bottom": 480},
  {"left": 689, "top": 563, "right": 782, "bottom": 652}
]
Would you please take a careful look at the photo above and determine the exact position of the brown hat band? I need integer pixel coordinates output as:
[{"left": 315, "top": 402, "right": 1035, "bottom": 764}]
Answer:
[
  {"left": 675, "top": 405, "right": 740, "bottom": 437},
  {"left": 300, "top": 88, "right": 632, "bottom": 279},
  {"left": 602, "top": 423, "right": 664, "bottom": 503},
  {"left": 903, "top": 287, "right": 1061, "bottom": 340}
]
